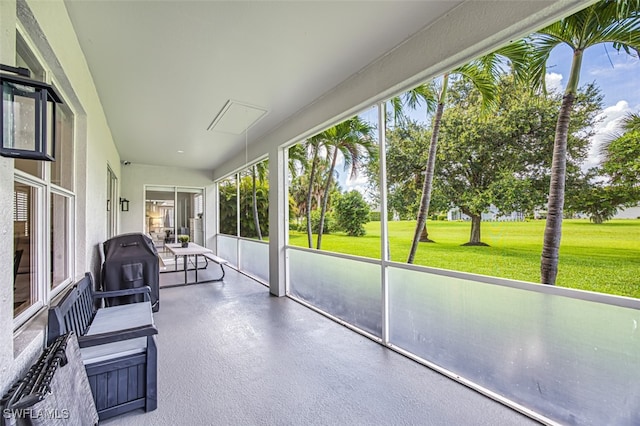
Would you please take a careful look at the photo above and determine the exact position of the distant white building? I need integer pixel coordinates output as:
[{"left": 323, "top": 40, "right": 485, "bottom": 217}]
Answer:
[
  {"left": 613, "top": 205, "right": 640, "bottom": 219},
  {"left": 447, "top": 205, "right": 524, "bottom": 222}
]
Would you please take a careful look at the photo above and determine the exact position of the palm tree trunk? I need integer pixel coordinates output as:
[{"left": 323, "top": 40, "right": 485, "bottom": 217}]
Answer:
[
  {"left": 540, "top": 93, "right": 573, "bottom": 284},
  {"left": 251, "top": 166, "right": 262, "bottom": 240},
  {"left": 317, "top": 148, "right": 339, "bottom": 250},
  {"left": 419, "top": 225, "right": 433, "bottom": 242},
  {"left": 306, "top": 147, "right": 319, "bottom": 248},
  {"left": 541, "top": 50, "right": 582, "bottom": 285},
  {"left": 408, "top": 74, "right": 448, "bottom": 263}
]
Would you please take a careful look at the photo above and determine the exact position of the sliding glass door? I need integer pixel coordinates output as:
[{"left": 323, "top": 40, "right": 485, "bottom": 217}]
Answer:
[{"left": 145, "top": 186, "right": 204, "bottom": 250}]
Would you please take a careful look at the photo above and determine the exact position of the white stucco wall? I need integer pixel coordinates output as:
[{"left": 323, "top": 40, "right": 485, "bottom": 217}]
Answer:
[
  {"left": 1, "top": 0, "right": 121, "bottom": 394},
  {"left": 25, "top": 0, "right": 122, "bottom": 278},
  {"left": 0, "top": 0, "right": 18, "bottom": 395}
]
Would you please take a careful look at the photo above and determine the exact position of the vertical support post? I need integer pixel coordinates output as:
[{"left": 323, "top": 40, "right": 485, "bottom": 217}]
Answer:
[
  {"left": 378, "top": 102, "right": 390, "bottom": 344},
  {"left": 235, "top": 172, "right": 240, "bottom": 265},
  {"left": 268, "top": 145, "right": 286, "bottom": 296}
]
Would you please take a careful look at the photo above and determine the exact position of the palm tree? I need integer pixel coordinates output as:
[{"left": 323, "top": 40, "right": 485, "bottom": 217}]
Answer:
[
  {"left": 303, "top": 135, "right": 327, "bottom": 248},
  {"left": 621, "top": 112, "right": 640, "bottom": 133},
  {"left": 406, "top": 40, "right": 530, "bottom": 263},
  {"left": 316, "top": 117, "right": 376, "bottom": 249},
  {"left": 389, "top": 83, "right": 437, "bottom": 127},
  {"left": 529, "top": 0, "right": 640, "bottom": 285},
  {"left": 388, "top": 83, "right": 438, "bottom": 242},
  {"left": 288, "top": 144, "right": 307, "bottom": 179},
  {"left": 251, "top": 161, "right": 268, "bottom": 240}
]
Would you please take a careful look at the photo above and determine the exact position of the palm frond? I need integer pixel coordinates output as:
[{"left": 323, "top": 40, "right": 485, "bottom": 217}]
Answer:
[
  {"left": 404, "top": 83, "right": 438, "bottom": 114},
  {"left": 614, "top": 0, "right": 640, "bottom": 17},
  {"left": 622, "top": 112, "right": 640, "bottom": 132},
  {"left": 486, "top": 39, "right": 531, "bottom": 84},
  {"left": 388, "top": 82, "right": 438, "bottom": 125},
  {"left": 528, "top": 33, "right": 570, "bottom": 94},
  {"left": 454, "top": 62, "right": 497, "bottom": 111}
]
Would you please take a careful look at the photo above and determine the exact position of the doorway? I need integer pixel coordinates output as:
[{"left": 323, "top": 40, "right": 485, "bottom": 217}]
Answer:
[{"left": 144, "top": 186, "right": 204, "bottom": 260}]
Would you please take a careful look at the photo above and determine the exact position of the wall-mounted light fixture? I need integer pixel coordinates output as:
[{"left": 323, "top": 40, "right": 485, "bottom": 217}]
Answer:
[
  {"left": 120, "top": 197, "right": 130, "bottom": 212},
  {"left": 1, "top": 64, "right": 63, "bottom": 161}
]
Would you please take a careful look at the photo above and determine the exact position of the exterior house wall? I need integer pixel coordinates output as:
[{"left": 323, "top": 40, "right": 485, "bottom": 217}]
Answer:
[
  {"left": 25, "top": 0, "right": 122, "bottom": 279},
  {"left": 0, "top": 0, "right": 18, "bottom": 398},
  {"left": 1, "top": 0, "right": 121, "bottom": 395},
  {"left": 448, "top": 206, "right": 525, "bottom": 222}
]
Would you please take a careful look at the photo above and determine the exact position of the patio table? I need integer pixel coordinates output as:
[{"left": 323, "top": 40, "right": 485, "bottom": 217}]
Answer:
[{"left": 164, "top": 243, "right": 223, "bottom": 287}]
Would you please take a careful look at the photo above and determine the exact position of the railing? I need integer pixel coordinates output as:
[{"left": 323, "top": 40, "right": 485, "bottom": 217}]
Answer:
[
  {"left": 216, "top": 234, "right": 269, "bottom": 284},
  {"left": 239, "top": 238, "right": 269, "bottom": 283},
  {"left": 286, "top": 246, "right": 640, "bottom": 426},
  {"left": 288, "top": 248, "right": 382, "bottom": 337}
]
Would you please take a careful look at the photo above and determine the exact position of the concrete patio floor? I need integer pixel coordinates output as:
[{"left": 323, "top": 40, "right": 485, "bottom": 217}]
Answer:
[{"left": 104, "top": 264, "right": 538, "bottom": 425}]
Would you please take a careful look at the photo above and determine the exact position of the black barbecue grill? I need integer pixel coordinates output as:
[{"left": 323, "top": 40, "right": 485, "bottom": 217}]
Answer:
[{"left": 100, "top": 233, "right": 160, "bottom": 312}]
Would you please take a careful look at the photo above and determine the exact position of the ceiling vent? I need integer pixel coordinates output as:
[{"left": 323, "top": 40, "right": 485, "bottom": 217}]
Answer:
[{"left": 207, "top": 100, "right": 268, "bottom": 135}]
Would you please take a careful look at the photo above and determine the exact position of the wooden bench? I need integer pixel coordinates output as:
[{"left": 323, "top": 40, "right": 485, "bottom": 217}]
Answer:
[
  {"left": 203, "top": 252, "right": 228, "bottom": 281},
  {"left": 47, "top": 273, "right": 158, "bottom": 421}
]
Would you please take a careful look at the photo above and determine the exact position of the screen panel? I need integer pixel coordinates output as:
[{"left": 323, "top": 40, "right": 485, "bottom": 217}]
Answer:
[
  {"left": 288, "top": 248, "right": 382, "bottom": 337},
  {"left": 388, "top": 266, "right": 640, "bottom": 425}
]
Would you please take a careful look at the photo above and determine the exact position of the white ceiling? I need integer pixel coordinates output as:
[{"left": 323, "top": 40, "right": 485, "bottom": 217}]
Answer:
[
  {"left": 63, "top": 1, "right": 462, "bottom": 171},
  {"left": 63, "top": 1, "right": 589, "bottom": 174}
]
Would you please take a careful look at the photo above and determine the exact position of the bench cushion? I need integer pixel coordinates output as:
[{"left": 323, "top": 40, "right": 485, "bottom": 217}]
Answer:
[{"left": 81, "top": 302, "right": 153, "bottom": 364}]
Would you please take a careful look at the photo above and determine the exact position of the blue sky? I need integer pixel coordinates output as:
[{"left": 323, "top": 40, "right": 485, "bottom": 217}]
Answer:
[{"left": 546, "top": 43, "right": 640, "bottom": 169}]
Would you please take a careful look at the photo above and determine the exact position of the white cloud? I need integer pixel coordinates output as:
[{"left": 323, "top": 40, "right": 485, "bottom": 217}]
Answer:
[
  {"left": 584, "top": 100, "right": 633, "bottom": 170},
  {"left": 545, "top": 72, "right": 563, "bottom": 93},
  {"left": 345, "top": 173, "right": 368, "bottom": 188},
  {"left": 588, "top": 55, "right": 640, "bottom": 77}
]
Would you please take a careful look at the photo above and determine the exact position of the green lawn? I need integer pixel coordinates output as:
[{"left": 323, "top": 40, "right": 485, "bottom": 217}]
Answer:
[{"left": 289, "top": 219, "right": 640, "bottom": 299}]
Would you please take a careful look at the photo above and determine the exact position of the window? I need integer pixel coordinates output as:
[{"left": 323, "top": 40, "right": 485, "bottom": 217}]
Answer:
[
  {"left": 14, "top": 32, "right": 46, "bottom": 179},
  {"left": 13, "top": 29, "right": 75, "bottom": 327},
  {"left": 13, "top": 179, "right": 44, "bottom": 320},
  {"left": 106, "top": 166, "right": 117, "bottom": 239},
  {"left": 50, "top": 191, "right": 72, "bottom": 290},
  {"left": 51, "top": 102, "right": 74, "bottom": 190},
  {"left": 287, "top": 108, "right": 379, "bottom": 255}
]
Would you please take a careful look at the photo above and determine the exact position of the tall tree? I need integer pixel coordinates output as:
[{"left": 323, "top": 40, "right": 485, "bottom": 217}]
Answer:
[
  {"left": 580, "top": 111, "right": 640, "bottom": 221},
  {"left": 304, "top": 136, "right": 326, "bottom": 248},
  {"left": 388, "top": 84, "right": 437, "bottom": 240},
  {"left": 601, "top": 113, "right": 640, "bottom": 191},
  {"left": 529, "top": 0, "right": 640, "bottom": 285},
  {"left": 388, "top": 83, "right": 437, "bottom": 127},
  {"left": 288, "top": 143, "right": 307, "bottom": 179},
  {"left": 316, "top": 117, "right": 376, "bottom": 249},
  {"left": 378, "top": 120, "right": 448, "bottom": 221},
  {"left": 251, "top": 161, "right": 268, "bottom": 240},
  {"left": 407, "top": 40, "right": 530, "bottom": 263},
  {"left": 438, "top": 77, "right": 600, "bottom": 244}
]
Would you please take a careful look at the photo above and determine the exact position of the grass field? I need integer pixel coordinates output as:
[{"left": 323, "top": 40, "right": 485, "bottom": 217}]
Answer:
[{"left": 289, "top": 219, "right": 640, "bottom": 299}]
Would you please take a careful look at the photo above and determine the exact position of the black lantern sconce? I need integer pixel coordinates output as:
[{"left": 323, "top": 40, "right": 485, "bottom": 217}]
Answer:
[
  {"left": 119, "top": 198, "right": 130, "bottom": 212},
  {"left": 1, "top": 64, "right": 63, "bottom": 161}
]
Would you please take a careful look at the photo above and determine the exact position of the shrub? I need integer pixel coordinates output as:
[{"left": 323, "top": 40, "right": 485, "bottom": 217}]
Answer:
[
  {"left": 335, "top": 190, "right": 370, "bottom": 237},
  {"left": 299, "top": 210, "right": 335, "bottom": 234}
]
